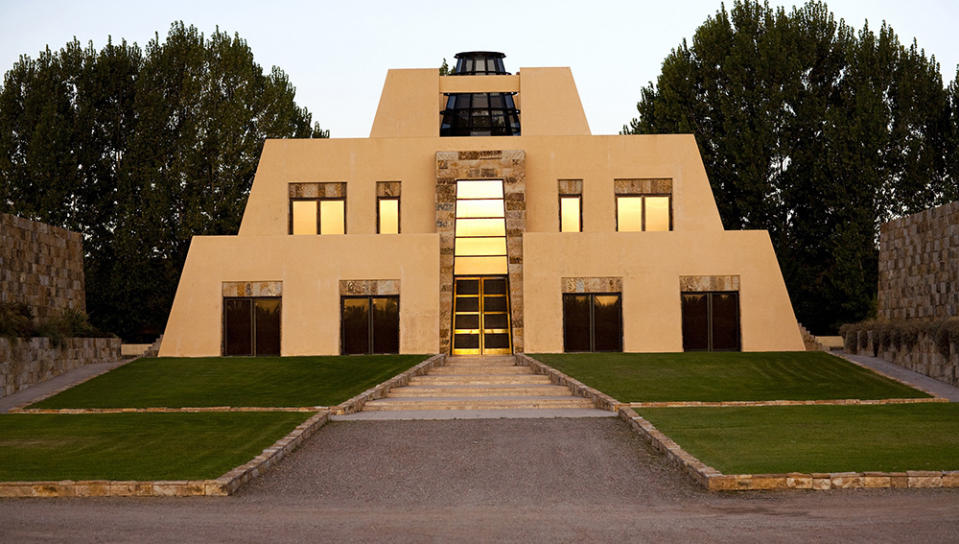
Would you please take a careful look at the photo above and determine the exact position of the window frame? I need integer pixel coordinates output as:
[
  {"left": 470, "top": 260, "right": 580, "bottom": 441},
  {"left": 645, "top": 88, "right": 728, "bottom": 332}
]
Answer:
[
  {"left": 340, "top": 295, "right": 401, "bottom": 355},
  {"left": 221, "top": 296, "right": 282, "bottom": 356},
  {"left": 615, "top": 194, "right": 673, "bottom": 232},
  {"left": 377, "top": 196, "right": 401, "bottom": 234},
  {"left": 288, "top": 197, "right": 347, "bottom": 235},
  {"left": 681, "top": 290, "right": 741, "bottom": 352},
  {"left": 559, "top": 194, "right": 583, "bottom": 233},
  {"left": 561, "top": 292, "right": 623, "bottom": 353}
]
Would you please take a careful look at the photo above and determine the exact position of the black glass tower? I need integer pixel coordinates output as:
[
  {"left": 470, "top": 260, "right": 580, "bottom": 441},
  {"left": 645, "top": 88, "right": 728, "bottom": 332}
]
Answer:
[{"left": 440, "top": 52, "right": 521, "bottom": 137}]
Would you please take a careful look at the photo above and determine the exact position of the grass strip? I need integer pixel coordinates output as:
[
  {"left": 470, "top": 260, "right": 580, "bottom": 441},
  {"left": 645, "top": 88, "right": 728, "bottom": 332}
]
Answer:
[
  {"left": 32, "top": 354, "right": 429, "bottom": 409},
  {"left": 636, "top": 403, "right": 959, "bottom": 474},
  {"left": 0, "top": 412, "right": 310, "bottom": 481},
  {"left": 531, "top": 352, "right": 928, "bottom": 402}
]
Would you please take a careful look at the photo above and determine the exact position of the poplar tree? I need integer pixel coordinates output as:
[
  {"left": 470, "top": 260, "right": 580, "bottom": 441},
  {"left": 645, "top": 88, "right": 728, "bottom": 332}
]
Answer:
[
  {"left": 626, "top": 1, "right": 956, "bottom": 333},
  {"left": 0, "top": 22, "right": 327, "bottom": 340}
]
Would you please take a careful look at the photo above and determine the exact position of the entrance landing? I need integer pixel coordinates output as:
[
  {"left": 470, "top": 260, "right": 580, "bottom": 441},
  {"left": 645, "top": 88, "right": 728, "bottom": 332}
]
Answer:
[{"left": 335, "top": 355, "right": 615, "bottom": 420}]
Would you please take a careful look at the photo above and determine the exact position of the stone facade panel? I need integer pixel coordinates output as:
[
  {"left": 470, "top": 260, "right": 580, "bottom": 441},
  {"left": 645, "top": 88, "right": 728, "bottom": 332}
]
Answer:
[
  {"left": 338, "top": 279, "right": 400, "bottom": 296},
  {"left": 680, "top": 275, "right": 741, "bottom": 292},
  {"left": 222, "top": 281, "right": 283, "bottom": 297}
]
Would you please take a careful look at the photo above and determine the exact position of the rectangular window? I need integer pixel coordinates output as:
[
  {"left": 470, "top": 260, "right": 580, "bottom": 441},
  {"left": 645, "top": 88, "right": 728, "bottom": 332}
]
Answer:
[
  {"left": 562, "top": 293, "right": 622, "bottom": 352},
  {"left": 289, "top": 198, "right": 345, "bottom": 234},
  {"left": 616, "top": 195, "right": 672, "bottom": 232},
  {"left": 223, "top": 297, "right": 281, "bottom": 356},
  {"left": 378, "top": 197, "right": 399, "bottom": 234},
  {"left": 681, "top": 291, "right": 740, "bottom": 351},
  {"left": 341, "top": 295, "right": 400, "bottom": 354},
  {"left": 560, "top": 195, "right": 582, "bottom": 232}
]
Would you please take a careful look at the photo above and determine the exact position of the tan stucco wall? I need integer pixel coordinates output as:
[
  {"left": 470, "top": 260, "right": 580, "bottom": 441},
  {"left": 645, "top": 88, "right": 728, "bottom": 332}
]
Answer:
[
  {"left": 238, "top": 134, "right": 723, "bottom": 238},
  {"left": 523, "top": 231, "right": 804, "bottom": 352},
  {"left": 159, "top": 234, "right": 439, "bottom": 357}
]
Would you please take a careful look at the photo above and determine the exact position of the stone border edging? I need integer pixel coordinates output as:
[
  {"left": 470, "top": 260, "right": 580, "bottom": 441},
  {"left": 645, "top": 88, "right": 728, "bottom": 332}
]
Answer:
[
  {"left": 0, "top": 410, "right": 329, "bottom": 498},
  {"left": 334, "top": 354, "right": 446, "bottom": 415},
  {"left": 514, "top": 353, "right": 621, "bottom": 411},
  {"left": 11, "top": 406, "right": 321, "bottom": 414},
  {"left": 835, "top": 352, "right": 945, "bottom": 399},
  {"left": 619, "top": 406, "right": 959, "bottom": 491},
  {"left": 627, "top": 397, "right": 948, "bottom": 408},
  {"left": 6, "top": 355, "right": 143, "bottom": 412}
]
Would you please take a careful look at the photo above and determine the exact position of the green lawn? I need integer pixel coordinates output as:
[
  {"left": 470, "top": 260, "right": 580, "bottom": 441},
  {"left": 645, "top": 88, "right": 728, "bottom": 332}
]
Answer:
[
  {"left": 0, "top": 412, "right": 310, "bottom": 481},
  {"left": 530, "top": 352, "right": 928, "bottom": 402},
  {"left": 636, "top": 404, "right": 959, "bottom": 474},
  {"left": 31, "top": 354, "right": 429, "bottom": 409}
]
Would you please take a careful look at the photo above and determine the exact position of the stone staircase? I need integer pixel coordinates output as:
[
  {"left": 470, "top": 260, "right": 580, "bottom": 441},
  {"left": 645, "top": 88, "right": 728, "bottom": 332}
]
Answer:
[{"left": 360, "top": 355, "right": 596, "bottom": 412}]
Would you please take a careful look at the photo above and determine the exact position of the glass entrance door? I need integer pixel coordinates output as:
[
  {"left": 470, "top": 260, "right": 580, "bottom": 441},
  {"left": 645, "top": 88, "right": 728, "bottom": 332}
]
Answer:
[{"left": 452, "top": 276, "right": 511, "bottom": 355}]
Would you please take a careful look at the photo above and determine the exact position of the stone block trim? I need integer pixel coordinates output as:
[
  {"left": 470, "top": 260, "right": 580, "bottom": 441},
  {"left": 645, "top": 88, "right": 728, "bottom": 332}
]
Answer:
[
  {"left": 334, "top": 354, "right": 445, "bottom": 414},
  {"left": 613, "top": 178, "right": 672, "bottom": 195},
  {"left": 557, "top": 179, "right": 583, "bottom": 195},
  {"left": 338, "top": 279, "right": 400, "bottom": 296},
  {"left": 0, "top": 411, "right": 330, "bottom": 498},
  {"left": 561, "top": 277, "right": 623, "bottom": 294},
  {"left": 436, "top": 149, "right": 526, "bottom": 353},
  {"left": 376, "top": 181, "right": 401, "bottom": 197},
  {"left": 626, "top": 398, "right": 947, "bottom": 408},
  {"left": 680, "top": 275, "right": 740, "bottom": 292},
  {"left": 878, "top": 201, "right": 958, "bottom": 320},
  {"left": 288, "top": 182, "right": 347, "bottom": 199},
  {"left": 0, "top": 213, "right": 85, "bottom": 320},
  {"left": 222, "top": 281, "right": 282, "bottom": 297},
  {"left": 0, "top": 337, "right": 121, "bottom": 399}
]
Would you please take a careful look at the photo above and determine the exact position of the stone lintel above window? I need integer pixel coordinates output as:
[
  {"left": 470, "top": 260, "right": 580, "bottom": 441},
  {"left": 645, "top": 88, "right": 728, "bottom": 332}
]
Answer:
[
  {"left": 558, "top": 179, "right": 583, "bottom": 196},
  {"left": 377, "top": 181, "right": 401, "bottom": 198},
  {"left": 339, "top": 279, "right": 400, "bottom": 296},
  {"left": 289, "top": 182, "right": 346, "bottom": 199},
  {"left": 562, "top": 277, "right": 623, "bottom": 294},
  {"left": 679, "top": 275, "right": 740, "bottom": 292},
  {"left": 614, "top": 178, "right": 672, "bottom": 195},
  {"left": 222, "top": 281, "right": 283, "bottom": 297}
]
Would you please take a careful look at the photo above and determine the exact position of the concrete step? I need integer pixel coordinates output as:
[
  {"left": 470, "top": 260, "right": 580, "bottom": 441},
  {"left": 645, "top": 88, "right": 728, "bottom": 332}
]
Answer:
[
  {"left": 362, "top": 396, "right": 596, "bottom": 411},
  {"left": 388, "top": 384, "right": 573, "bottom": 398},
  {"left": 428, "top": 366, "right": 531, "bottom": 375},
  {"left": 443, "top": 358, "right": 518, "bottom": 367},
  {"left": 409, "top": 375, "right": 553, "bottom": 385}
]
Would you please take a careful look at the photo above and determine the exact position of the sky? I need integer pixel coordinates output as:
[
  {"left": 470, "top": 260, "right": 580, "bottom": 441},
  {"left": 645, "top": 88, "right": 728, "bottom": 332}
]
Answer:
[{"left": 0, "top": 0, "right": 957, "bottom": 138}]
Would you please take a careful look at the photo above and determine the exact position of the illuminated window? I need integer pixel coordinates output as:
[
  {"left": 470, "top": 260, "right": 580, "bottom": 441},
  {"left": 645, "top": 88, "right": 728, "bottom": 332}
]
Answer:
[
  {"left": 560, "top": 195, "right": 581, "bottom": 232},
  {"left": 616, "top": 195, "right": 671, "bottom": 232},
  {"left": 378, "top": 198, "right": 399, "bottom": 234},
  {"left": 291, "top": 201, "right": 318, "bottom": 235},
  {"left": 289, "top": 198, "right": 345, "bottom": 235},
  {"left": 454, "top": 180, "right": 507, "bottom": 275}
]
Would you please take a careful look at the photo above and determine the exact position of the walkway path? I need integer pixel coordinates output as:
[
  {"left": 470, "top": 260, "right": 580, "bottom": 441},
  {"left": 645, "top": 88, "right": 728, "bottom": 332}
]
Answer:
[
  {"left": 840, "top": 351, "right": 959, "bottom": 401},
  {"left": 0, "top": 358, "right": 133, "bottom": 413},
  {"left": 2, "top": 417, "right": 958, "bottom": 542}
]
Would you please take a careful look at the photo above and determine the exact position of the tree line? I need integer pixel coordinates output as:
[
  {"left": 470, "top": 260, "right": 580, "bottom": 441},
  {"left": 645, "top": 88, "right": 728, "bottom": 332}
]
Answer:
[
  {"left": 627, "top": 0, "right": 959, "bottom": 333},
  {"left": 0, "top": 22, "right": 327, "bottom": 341}
]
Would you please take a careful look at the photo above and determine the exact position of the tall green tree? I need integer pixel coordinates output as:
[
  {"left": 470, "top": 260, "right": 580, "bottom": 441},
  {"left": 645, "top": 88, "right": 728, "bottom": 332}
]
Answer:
[
  {"left": 626, "top": 1, "right": 956, "bottom": 333},
  {"left": 0, "top": 22, "right": 327, "bottom": 341}
]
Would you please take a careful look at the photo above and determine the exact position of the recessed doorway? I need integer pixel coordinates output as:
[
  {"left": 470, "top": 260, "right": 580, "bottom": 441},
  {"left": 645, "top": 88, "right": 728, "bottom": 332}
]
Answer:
[{"left": 452, "top": 276, "right": 511, "bottom": 355}]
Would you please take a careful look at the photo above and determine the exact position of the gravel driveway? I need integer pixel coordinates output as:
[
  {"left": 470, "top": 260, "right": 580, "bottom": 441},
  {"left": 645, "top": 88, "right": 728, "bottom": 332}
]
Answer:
[{"left": 2, "top": 417, "right": 958, "bottom": 542}]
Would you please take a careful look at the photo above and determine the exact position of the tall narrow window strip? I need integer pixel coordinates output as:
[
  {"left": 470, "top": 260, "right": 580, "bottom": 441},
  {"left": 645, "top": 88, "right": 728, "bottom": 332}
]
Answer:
[
  {"left": 378, "top": 198, "right": 399, "bottom": 234},
  {"left": 320, "top": 200, "right": 345, "bottom": 234},
  {"left": 560, "top": 195, "right": 581, "bottom": 232},
  {"left": 291, "top": 201, "right": 318, "bottom": 235}
]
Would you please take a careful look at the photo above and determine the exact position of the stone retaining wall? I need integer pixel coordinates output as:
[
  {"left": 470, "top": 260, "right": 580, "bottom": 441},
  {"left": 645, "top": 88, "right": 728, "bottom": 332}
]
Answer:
[
  {"left": 0, "top": 213, "right": 85, "bottom": 320},
  {"left": 0, "top": 337, "right": 121, "bottom": 398},
  {"left": 878, "top": 201, "right": 958, "bottom": 320},
  {"left": 844, "top": 328, "right": 958, "bottom": 387}
]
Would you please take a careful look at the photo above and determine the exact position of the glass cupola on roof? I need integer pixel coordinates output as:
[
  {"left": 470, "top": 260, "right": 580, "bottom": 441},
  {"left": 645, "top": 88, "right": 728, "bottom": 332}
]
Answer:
[{"left": 440, "top": 51, "right": 521, "bottom": 137}]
